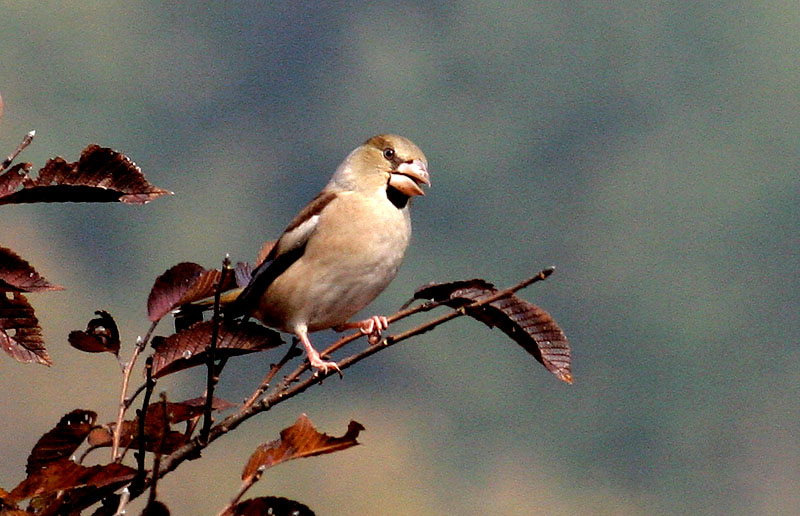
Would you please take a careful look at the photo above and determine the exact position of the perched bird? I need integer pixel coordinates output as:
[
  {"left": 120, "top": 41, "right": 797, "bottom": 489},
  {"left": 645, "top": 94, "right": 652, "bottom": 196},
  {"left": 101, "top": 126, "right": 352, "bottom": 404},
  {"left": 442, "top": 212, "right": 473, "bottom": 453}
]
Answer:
[{"left": 232, "top": 134, "right": 430, "bottom": 374}]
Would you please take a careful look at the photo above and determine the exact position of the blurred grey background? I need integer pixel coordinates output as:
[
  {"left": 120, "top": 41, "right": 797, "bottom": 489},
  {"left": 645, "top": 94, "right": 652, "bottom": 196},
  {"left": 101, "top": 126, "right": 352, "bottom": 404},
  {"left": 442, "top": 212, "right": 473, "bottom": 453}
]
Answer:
[{"left": 1, "top": 2, "right": 798, "bottom": 515}]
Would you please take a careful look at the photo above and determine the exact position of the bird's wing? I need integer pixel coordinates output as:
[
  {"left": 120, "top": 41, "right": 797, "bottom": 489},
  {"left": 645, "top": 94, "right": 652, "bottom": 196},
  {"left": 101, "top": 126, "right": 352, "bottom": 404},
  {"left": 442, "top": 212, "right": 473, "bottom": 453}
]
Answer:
[{"left": 231, "top": 190, "right": 337, "bottom": 316}]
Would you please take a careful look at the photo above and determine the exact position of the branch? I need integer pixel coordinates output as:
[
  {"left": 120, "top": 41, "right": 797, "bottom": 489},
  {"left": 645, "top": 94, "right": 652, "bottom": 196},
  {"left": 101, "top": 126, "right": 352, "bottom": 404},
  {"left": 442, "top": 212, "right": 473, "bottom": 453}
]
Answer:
[
  {"left": 130, "top": 356, "right": 156, "bottom": 494},
  {"left": 133, "top": 267, "right": 555, "bottom": 497},
  {"left": 111, "top": 321, "right": 159, "bottom": 461},
  {"left": 1, "top": 130, "right": 35, "bottom": 172},
  {"left": 201, "top": 256, "right": 231, "bottom": 443}
]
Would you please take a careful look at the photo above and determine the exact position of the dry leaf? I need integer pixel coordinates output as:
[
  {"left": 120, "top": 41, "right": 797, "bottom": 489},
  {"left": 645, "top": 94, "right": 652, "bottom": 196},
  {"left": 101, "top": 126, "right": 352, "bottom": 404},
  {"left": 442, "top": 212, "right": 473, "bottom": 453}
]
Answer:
[
  {"left": 26, "top": 410, "right": 96, "bottom": 475},
  {"left": 242, "top": 414, "right": 364, "bottom": 482},
  {"left": 68, "top": 310, "right": 120, "bottom": 355},
  {"left": 221, "top": 497, "right": 315, "bottom": 516},
  {"left": 0, "top": 247, "right": 63, "bottom": 292},
  {"left": 7, "top": 461, "right": 135, "bottom": 503},
  {"left": 147, "top": 262, "right": 238, "bottom": 322},
  {"left": 140, "top": 501, "right": 171, "bottom": 516},
  {"left": 151, "top": 320, "right": 283, "bottom": 378},
  {"left": 164, "top": 396, "right": 236, "bottom": 423},
  {"left": 88, "top": 397, "right": 234, "bottom": 452},
  {"left": 0, "top": 292, "right": 51, "bottom": 366},
  {"left": 413, "top": 279, "right": 572, "bottom": 383},
  {"left": 0, "top": 144, "right": 171, "bottom": 205}
]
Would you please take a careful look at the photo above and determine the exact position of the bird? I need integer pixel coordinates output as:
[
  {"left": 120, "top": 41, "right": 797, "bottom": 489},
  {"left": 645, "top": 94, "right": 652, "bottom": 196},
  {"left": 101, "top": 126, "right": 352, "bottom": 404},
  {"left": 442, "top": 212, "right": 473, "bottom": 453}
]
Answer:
[{"left": 231, "top": 134, "right": 430, "bottom": 374}]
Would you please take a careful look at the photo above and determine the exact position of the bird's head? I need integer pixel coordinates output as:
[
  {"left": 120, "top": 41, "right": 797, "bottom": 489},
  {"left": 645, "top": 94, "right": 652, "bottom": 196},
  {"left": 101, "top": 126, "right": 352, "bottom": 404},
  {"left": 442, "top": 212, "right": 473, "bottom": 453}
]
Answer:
[{"left": 331, "top": 134, "right": 430, "bottom": 198}]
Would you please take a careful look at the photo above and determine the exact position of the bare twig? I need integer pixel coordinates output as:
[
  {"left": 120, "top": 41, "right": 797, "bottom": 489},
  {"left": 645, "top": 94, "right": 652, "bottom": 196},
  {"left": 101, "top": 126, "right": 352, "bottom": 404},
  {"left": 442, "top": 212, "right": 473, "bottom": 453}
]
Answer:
[
  {"left": 201, "top": 256, "right": 231, "bottom": 443},
  {"left": 320, "top": 297, "right": 448, "bottom": 360},
  {"left": 147, "top": 393, "right": 169, "bottom": 508},
  {"left": 131, "top": 357, "right": 157, "bottom": 493},
  {"left": 135, "top": 267, "right": 555, "bottom": 494},
  {"left": 112, "top": 321, "right": 159, "bottom": 461},
  {"left": 1, "top": 130, "right": 35, "bottom": 172},
  {"left": 216, "top": 468, "right": 263, "bottom": 516},
  {"left": 242, "top": 339, "right": 300, "bottom": 410},
  {"left": 113, "top": 487, "right": 130, "bottom": 516}
]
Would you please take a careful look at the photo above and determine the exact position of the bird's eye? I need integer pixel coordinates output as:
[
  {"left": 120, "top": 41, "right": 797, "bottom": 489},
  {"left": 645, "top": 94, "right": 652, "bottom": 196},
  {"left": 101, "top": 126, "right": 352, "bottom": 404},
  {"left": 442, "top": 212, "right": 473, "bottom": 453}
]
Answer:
[{"left": 383, "top": 148, "right": 395, "bottom": 160}]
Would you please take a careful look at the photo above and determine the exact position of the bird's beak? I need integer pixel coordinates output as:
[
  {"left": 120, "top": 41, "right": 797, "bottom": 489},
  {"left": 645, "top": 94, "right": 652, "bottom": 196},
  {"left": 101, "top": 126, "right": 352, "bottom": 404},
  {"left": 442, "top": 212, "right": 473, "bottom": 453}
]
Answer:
[{"left": 389, "top": 159, "right": 431, "bottom": 197}]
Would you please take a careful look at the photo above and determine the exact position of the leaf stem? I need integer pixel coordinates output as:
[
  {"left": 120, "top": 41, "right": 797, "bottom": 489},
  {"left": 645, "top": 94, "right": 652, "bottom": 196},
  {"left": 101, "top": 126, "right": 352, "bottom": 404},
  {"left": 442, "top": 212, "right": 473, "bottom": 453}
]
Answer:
[{"left": 111, "top": 321, "right": 158, "bottom": 461}]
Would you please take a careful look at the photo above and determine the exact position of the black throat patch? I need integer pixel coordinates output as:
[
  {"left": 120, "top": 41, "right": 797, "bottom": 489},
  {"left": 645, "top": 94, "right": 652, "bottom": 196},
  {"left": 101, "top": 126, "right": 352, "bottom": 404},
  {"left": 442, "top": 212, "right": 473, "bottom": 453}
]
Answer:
[{"left": 386, "top": 185, "right": 410, "bottom": 209}]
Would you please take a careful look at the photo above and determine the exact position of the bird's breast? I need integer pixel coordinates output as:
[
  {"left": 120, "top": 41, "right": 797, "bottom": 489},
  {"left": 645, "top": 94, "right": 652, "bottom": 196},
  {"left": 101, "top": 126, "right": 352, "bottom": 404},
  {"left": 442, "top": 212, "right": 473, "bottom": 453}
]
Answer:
[{"left": 256, "top": 192, "right": 412, "bottom": 332}]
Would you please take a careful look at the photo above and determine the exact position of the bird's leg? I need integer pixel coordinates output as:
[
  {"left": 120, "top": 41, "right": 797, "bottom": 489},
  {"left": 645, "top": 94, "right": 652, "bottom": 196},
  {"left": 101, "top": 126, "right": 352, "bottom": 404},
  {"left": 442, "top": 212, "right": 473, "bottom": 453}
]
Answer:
[
  {"left": 296, "top": 326, "right": 341, "bottom": 375},
  {"left": 335, "top": 315, "right": 388, "bottom": 345}
]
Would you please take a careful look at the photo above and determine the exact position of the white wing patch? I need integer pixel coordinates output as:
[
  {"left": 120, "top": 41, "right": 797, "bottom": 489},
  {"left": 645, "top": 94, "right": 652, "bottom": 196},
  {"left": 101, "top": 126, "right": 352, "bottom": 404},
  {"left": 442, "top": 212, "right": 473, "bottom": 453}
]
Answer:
[{"left": 276, "top": 214, "right": 319, "bottom": 256}]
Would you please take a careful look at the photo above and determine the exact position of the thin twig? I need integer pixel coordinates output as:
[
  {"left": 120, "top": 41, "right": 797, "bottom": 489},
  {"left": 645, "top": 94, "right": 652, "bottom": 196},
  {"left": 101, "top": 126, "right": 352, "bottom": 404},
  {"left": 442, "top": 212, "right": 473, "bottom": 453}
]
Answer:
[
  {"left": 242, "top": 339, "right": 300, "bottom": 410},
  {"left": 124, "top": 382, "right": 148, "bottom": 410},
  {"left": 112, "top": 321, "right": 159, "bottom": 461},
  {"left": 320, "top": 297, "right": 448, "bottom": 360},
  {"left": 131, "top": 357, "right": 157, "bottom": 493},
  {"left": 147, "top": 393, "right": 169, "bottom": 508},
  {"left": 216, "top": 469, "right": 262, "bottom": 516},
  {"left": 137, "top": 268, "right": 555, "bottom": 493},
  {"left": 113, "top": 487, "right": 130, "bottom": 516},
  {"left": 201, "top": 256, "right": 231, "bottom": 443},
  {"left": 1, "top": 130, "right": 35, "bottom": 172}
]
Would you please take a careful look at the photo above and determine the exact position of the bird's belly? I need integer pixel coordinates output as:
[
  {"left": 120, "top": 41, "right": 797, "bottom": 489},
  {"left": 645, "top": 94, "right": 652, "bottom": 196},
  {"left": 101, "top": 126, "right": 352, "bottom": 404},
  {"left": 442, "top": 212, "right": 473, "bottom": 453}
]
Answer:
[{"left": 257, "top": 230, "right": 408, "bottom": 333}]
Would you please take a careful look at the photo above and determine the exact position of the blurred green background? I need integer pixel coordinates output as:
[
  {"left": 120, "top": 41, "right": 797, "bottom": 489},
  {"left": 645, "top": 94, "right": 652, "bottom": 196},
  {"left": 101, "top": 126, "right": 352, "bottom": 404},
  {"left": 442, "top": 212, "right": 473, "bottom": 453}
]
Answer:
[{"left": 1, "top": 2, "right": 797, "bottom": 515}]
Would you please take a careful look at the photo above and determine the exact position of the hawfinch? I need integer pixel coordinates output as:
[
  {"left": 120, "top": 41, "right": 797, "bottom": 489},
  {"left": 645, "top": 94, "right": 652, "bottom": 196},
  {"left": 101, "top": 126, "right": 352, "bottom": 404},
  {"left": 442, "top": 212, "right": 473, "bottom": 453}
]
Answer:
[{"left": 233, "top": 135, "right": 430, "bottom": 374}]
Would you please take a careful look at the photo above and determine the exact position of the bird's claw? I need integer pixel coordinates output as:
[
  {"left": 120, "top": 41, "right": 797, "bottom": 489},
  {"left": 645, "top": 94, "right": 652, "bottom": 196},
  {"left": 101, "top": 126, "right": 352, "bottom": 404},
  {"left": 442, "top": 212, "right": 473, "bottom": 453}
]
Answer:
[
  {"left": 307, "top": 349, "right": 342, "bottom": 377},
  {"left": 358, "top": 315, "right": 388, "bottom": 345}
]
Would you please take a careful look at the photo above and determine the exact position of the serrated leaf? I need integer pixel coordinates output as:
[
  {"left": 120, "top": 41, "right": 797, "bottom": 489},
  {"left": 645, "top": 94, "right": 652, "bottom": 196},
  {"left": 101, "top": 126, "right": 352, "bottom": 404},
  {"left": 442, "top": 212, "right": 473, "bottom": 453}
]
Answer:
[
  {"left": 88, "top": 397, "right": 235, "bottom": 452},
  {"left": 7, "top": 461, "right": 135, "bottom": 503},
  {"left": 0, "top": 292, "right": 51, "bottom": 365},
  {"left": 26, "top": 410, "right": 96, "bottom": 475},
  {"left": 0, "top": 247, "right": 63, "bottom": 292},
  {"left": 0, "top": 144, "right": 171, "bottom": 205},
  {"left": 413, "top": 279, "right": 572, "bottom": 383},
  {"left": 242, "top": 414, "right": 364, "bottom": 482},
  {"left": 89, "top": 402, "right": 187, "bottom": 455},
  {"left": 151, "top": 320, "right": 283, "bottom": 378},
  {"left": 147, "top": 262, "right": 238, "bottom": 322}
]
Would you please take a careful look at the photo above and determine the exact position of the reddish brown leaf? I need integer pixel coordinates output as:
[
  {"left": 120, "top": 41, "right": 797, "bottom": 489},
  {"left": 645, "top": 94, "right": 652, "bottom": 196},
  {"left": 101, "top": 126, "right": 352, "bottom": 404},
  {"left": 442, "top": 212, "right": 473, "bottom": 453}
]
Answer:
[
  {"left": 88, "top": 419, "right": 185, "bottom": 456},
  {"left": 86, "top": 427, "right": 113, "bottom": 448},
  {"left": 0, "top": 247, "right": 63, "bottom": 292},
  {"left": 151, "top": 320, "right": 283, "bottom": 378},
  {"left": 7, "top": 461, "right": 135, "bottom": 503},
  {"left": 221, "top": 497, "right": 315, "bottom": 516},
  {"left": 140, "top": 501, "right": 171, "bottom": 516},
  {"left": 0, "top": 292, "right": 51, "bottom": 365},
  {"left": 233, "top": 262, "right": 253, "bottom": 289},
  {"left": 242, "top": 414, "right": 364, "bottom": 482},
  {"left": 413, "top": 279, "right": 572, "bottom": 383},
  {"left": 26, "top": 410, "right": 97, "bottom": 475},
  {"left": 88, "top": 397, "right": 234, "bottom": 451},
  {"left": 147, "top": 262, "right": 239, "bottom": 322},
  {"left": 88, "top": 401, "right": 187, "bottom": 455},
  {"left": 165, "top": 396, "right": 236, "bottom": 423},
  {"left": 232, "top": 241, "right": 277, "bottom": 289},
  {"left": 0, "top": 163, "right": 30, "bottom": 200},
  {"left": 68, "top": 310, "right": 120, "bottom": 355},
  {"left": 0, "top": 144, "right": 171, "bottom": 205}
]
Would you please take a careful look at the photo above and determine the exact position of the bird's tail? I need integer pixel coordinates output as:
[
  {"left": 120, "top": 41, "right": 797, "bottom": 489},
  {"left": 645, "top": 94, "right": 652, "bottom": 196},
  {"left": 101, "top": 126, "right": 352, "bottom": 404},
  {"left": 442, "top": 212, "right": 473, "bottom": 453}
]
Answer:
[{"left": 173, "top": 287, "right": 245, "bottom": 331}]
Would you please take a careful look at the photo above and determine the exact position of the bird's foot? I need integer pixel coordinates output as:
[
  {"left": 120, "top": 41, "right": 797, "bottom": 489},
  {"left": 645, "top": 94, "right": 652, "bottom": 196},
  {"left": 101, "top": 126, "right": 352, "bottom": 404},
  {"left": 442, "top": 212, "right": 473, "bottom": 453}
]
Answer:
[
  {"left": 357, "top": 315, "right": 388, "bottom": 345},
  {"left": 306, "top": 347, "right": 341, "bottom": 377},
  {"left": 335, "top": 315, "right": 388, "bottom": 344}
]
